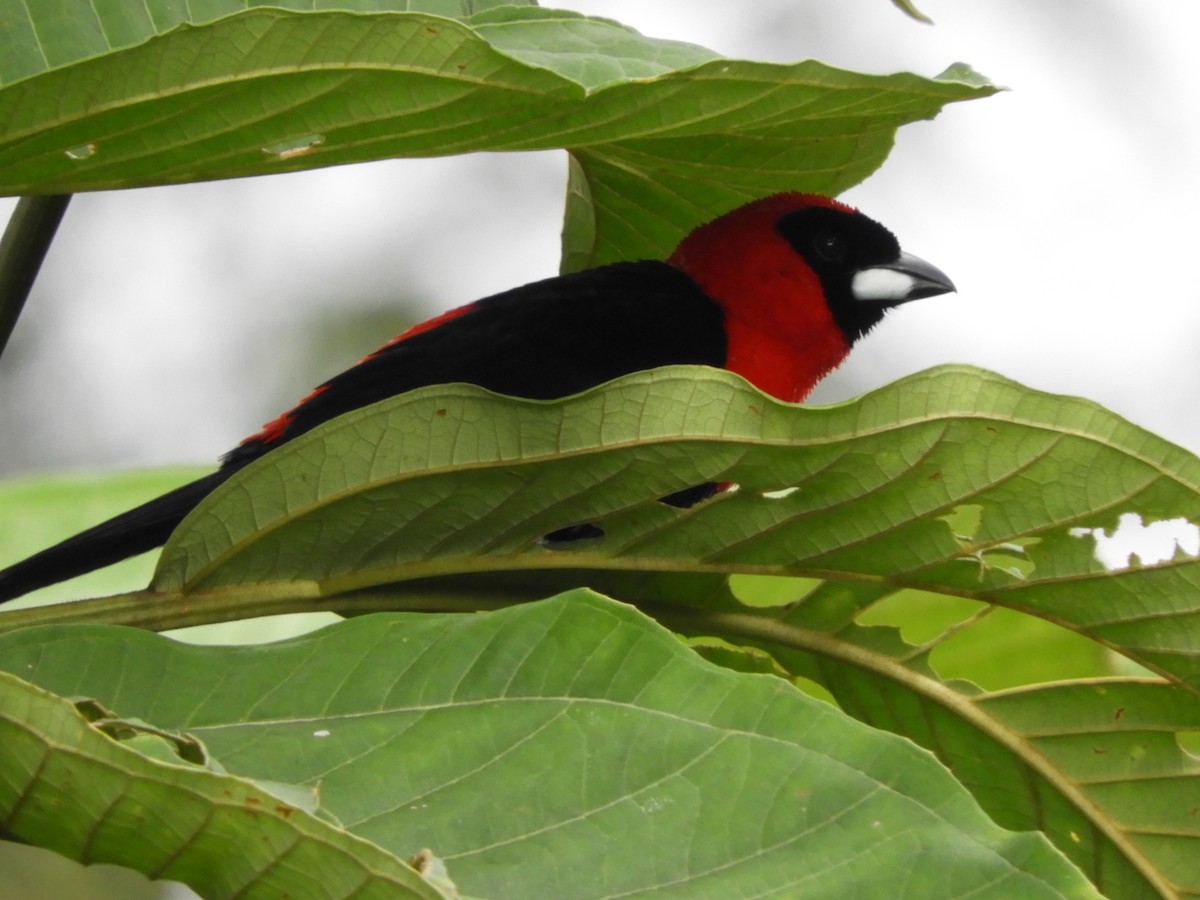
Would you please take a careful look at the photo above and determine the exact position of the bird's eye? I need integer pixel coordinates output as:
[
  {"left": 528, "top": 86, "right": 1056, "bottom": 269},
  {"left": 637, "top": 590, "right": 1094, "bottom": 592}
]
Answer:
[{"left": 814, "top": 232, "right": 847, "bottom": 264}]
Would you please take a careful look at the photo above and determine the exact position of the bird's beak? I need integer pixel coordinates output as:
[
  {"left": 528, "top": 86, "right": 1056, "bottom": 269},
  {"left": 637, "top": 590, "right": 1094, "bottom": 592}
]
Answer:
[{"left": 850, "top": 251, "right": 956, "bottom": 305}]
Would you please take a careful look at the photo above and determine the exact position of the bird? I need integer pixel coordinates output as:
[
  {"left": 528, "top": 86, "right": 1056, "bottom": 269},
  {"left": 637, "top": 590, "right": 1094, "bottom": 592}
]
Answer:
[{"left": 0, "top": 192, "right": 954, "bottom": 603}]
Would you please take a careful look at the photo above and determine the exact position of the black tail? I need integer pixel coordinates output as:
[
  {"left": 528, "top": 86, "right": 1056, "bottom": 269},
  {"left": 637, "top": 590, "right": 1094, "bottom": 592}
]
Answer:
[{"left": 0, "top": 469, "right": 234, "bottom": 604}]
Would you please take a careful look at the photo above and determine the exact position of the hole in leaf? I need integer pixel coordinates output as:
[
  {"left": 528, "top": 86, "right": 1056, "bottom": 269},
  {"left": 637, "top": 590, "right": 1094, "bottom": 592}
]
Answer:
[
  {"left": 761, "top": 486, "right": 800, "bottom": 500},
  {"left": 659, "top": 482, "right": 719, "bottom": 508},
  {"left": 862, "top": 591, "right": 1113, "bottom": 689},
  {"left": 64, "top": 143, "right": 96, "bottom": 160},
  {"left": 940, "top": 503, "right": 983, "bottom": 540},
  {"left": 539, "top": 523, "right": 605, "bottom": 546},
  {"left": 729, "top": 574, "right": 823, "bottom": 608},
  {"left": 409, "top": 849, "right": 454, "bottom": 892},
  {"left": 72, "top": 697, "right": 114, "bottom": 721},
  {"left": 1069, "top": 512, "right": 1200, "bottom": 570},
  {"left": 938, "top": 504, "right": 1038, "bottom": 579},
  {"left": 90, "top": 719, "right": 208, "bottom": 765},
  {"left": 262, "top": 133, "right": 325, "bottom": 160}
]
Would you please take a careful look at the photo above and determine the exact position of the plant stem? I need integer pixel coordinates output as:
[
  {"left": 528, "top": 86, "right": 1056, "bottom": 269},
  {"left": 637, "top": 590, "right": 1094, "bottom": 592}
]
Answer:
[
  {"left": 0, "top": 194, "right": 72, "bottom": 359},
  {"left": 0, "top": 585, "right": 533, "bottom": 633}
]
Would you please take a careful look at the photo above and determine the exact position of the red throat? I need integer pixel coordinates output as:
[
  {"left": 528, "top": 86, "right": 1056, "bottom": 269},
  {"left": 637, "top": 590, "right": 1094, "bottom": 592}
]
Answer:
[{"left": 667, "top": 194, "right": 855, "bottom": 402}]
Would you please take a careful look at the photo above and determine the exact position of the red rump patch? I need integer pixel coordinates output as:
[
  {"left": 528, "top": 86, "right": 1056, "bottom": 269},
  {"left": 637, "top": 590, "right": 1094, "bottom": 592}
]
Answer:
[
  {"left": 240, "top": 302, "right": 474, "bottom": 447},
  {"left": 367, "top": 303, "right": 473, "bottom": 356},
  {"left": 244, "top": 385, "right": 329, "bottom": 446}
]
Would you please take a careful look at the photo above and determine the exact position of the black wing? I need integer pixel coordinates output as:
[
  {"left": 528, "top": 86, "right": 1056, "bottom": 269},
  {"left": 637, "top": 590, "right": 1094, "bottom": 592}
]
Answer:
[
  {"left": 227, "top": 261, "right": 726, "bottom": 466},
  {"left": 0, "top": 261, "right": 725, "bottom": 602}
]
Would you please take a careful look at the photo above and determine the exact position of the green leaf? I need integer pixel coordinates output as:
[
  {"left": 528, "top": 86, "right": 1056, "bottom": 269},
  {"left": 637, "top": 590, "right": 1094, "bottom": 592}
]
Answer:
[
  {"left": 131, "top": 363, "right": 1199, "bottom": 896},
  {"left": 746, "top": 601, "right": 1200, "bottom": 899},
  {"left": 0, "top": 671, "right": 451, "bottom": 899},
  {"left": 0, "top": 4, "right": 994, "bottom": 266},
  {"left": 142, "top": 365, "right": 1200, "bottom": 691},
  {"left": 892, "top": 0, "right": 934, "bottom": 25},
  {"left": 7, "top": 365, "right": 1198, "bottom": 895},
  {"left": 0, "top": 591, "right": 1098, "bottom": 899},
  {"left": 977, "top": 680, "right": 1200, "bottom": 893},
  {"left": 856, "top": 589, "right": 1113, "bottom": 690}
]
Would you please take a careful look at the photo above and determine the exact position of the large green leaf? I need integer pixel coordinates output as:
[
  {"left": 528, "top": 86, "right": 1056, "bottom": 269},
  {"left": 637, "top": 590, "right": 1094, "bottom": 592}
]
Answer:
[
  {"left": 5, "top": 365, "right": 1199, "bottom": 896},
  {"left": 741, "top": 603, "right": 1200, "bottom": 899},
  {"left": 136, "top": 365, "right": 1200, "bottom": 692},
  {"left": 0, "top": 2, "right": 994, "bottom": 266},
  {"left": 0, "top": 591, "right": 1099, "bottom": 899},
  {"left": 0, "top": 671, "right": 451, "bottom": 899},
  {"left": 37, "top": 362, "right": 1197, "bottom": 897}
]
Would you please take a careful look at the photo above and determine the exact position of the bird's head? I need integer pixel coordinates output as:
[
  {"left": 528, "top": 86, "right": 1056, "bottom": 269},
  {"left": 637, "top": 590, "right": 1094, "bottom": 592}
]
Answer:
[
  {"left": 669, "top": 192, "right": 955, "bottom": 342},
  {"left": 666, "top": 193, "right": 955, "bottom": 400}
]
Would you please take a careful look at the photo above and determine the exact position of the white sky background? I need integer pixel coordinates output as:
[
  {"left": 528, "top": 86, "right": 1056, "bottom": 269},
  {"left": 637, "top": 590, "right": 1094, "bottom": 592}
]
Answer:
[{"left": 1, "top": 0, "right": 1198, "bottom": 478}]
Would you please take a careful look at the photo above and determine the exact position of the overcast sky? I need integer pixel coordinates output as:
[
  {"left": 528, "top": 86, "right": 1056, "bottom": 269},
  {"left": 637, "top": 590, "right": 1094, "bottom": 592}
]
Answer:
[{"left": 2, "top": 0, "right": 1198, "bottom": 480}]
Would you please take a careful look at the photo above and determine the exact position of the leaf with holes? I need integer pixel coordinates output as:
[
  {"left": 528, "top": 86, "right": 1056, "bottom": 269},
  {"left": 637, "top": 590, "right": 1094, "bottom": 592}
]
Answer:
[
  {"left": 141, "top": 362, "right": 1200, "bottom": 896},
  {"left": 4, "top": 364, "right": 1199, "bottom": 896},
  {"left": 142, "top": 365, "right": 1200, "bottom": 689},
  {"left": 0, "top": 671, "right": 451, "bottom": 899},
  {"left": 709, "top": 580, "right": 1200, "bottom": 899}
]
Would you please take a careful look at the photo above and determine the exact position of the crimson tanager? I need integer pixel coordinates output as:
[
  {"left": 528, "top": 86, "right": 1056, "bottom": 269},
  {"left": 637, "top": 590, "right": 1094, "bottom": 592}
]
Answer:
[{"left": 0, "top": 193, "right": 954, "bottom": 602}]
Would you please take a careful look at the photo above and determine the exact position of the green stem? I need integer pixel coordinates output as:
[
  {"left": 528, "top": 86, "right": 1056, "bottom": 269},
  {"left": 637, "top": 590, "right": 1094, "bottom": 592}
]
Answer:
[
  {"left": 0, "top": 585, "right": 536, "bottom": 633},
  {"left": 0, "top": 195, "right": 72, "bottom": 359}
]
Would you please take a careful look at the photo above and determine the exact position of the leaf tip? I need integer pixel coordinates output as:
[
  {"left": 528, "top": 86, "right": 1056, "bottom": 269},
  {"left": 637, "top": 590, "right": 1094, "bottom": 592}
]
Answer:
[
  {"left": 891, "top": 0, "right": 935, "bottom": 24},
  {"left": 934, "top": 63, "right": 1003, "bottom": 91}
]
